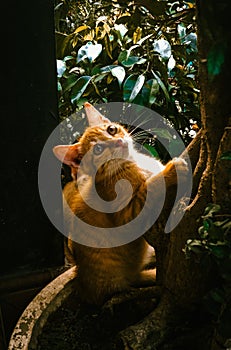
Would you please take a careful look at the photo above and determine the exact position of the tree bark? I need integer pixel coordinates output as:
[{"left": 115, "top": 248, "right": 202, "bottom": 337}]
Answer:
[{"left": 117, "top": 1, "right": 231, "bottom": 348}]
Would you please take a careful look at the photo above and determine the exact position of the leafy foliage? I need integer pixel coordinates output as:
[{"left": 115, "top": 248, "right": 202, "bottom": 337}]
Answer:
[
  {"left": 54, "top": 0, "right": 200, "bottom": 143},
  {"left": 185, "top": 204, "right": 231, "bottom": 341}
]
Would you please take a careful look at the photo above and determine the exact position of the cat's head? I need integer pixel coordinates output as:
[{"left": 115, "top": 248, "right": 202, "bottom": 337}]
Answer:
[{"left": 53, "top": 103, "right": 134, "bottom": 177}]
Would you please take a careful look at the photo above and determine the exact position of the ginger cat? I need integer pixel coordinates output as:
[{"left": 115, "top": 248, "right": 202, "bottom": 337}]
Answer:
[{"left": 53, "top": 102, "right": 188, "bottom": 304}]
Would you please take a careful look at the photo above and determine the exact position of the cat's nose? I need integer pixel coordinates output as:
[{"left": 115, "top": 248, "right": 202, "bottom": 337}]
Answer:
[{"left": 115, "top": 138, "right": 127, "bottom": 148}]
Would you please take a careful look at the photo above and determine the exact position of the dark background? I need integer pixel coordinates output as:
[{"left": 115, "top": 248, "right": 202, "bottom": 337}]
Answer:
[{"left": 0, "top": 1, "right": 64, "bottom": 347}]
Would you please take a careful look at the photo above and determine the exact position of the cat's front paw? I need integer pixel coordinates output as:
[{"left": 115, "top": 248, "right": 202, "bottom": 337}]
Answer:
[
  {"left": 164, "top": 157, "right": 189, "bottom": 186},
  {"left": 172, "top": 157, "right": 188, "bottom": 174}
]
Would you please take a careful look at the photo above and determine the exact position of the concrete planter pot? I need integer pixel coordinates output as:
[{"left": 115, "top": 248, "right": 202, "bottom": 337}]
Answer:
[{"left": 8, "top": 266, "right": 77, "bottom": 350}]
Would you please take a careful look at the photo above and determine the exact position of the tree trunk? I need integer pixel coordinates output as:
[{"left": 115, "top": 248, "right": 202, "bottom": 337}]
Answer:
[{"left": 117, "top": 1, "right": 231, "bottom": 348}]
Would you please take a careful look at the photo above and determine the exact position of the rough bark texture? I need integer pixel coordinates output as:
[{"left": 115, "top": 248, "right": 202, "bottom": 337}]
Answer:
[{"left": 116, "top": 1, "right": 231, "bottom": 348}]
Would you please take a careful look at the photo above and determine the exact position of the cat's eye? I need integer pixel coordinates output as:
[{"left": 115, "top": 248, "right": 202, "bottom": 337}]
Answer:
[
  {"left": 93, "top": 143, "right": 105, "bottom": 155},
  {"left": 107, "top": 125, "right": 118, "bottom": 136}
]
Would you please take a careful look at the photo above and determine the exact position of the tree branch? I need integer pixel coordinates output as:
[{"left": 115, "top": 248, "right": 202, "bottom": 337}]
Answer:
[
  {"left": 181, "top": 129, "right": 202, "bottom": 170},
  {"left": 212, "top": 122, "right": 231, "bottom": 212}
]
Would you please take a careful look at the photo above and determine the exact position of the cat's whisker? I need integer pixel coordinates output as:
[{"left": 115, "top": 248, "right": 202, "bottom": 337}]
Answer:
[
  {"left": 128, "top": 123, "right": 152, "bottom": 142},
  {"left": 125, "top": 109, "right": 151, "bottom": 129},
  {"left": 131, "top": 130, "right": 150, "bottom": 142}
]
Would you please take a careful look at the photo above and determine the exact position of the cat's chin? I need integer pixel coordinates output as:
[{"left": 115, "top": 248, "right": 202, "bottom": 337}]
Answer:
[
  {"left": 114, "top": 148, "right": 129, "bottom": 160},
  {"left": 95, "top": 158, "right": 132, "bottom": 179}
]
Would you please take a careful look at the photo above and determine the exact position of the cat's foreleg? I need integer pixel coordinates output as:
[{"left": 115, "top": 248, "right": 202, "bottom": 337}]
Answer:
[
  {"left": 162, "top": 157, "right": 189, "bottom": 187},
  {"left": 145, "top": 157, "right": 189, "bottom": 198}
]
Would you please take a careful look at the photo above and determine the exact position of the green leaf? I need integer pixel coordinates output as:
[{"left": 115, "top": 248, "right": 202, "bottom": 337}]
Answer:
[
  {"left": 141, "top": 79, "right": 159, "bottom": 106},
  {"left": 177, "top": 23, "right": 186, "bottom": 41},
  {"left": 91, "top": 65, "right": 101, "bottom": 75},
  {"left": 208, "top": 242, "right": 229, "bottom": 259},
  {"left": 100, "top": 65, "right": 118, "bottom": 73},
  {"left": 99, "top": 65, "right": 125, "bottom": 87},
  {"left": 63, "top": 55, "right": 74, "bottom": 62},
  {"left": 220, "top": 151, "right": 231, "bottom": 161},
  {"left": 76, "top": 98, "right": 88, "bottom": 108},
  {"left": 184, "top": 33, "right": 197, "bottom": 53},
  {"left": 133, "top": 94, "right": 145, "bottom": 106},
  {"left": 77, "top": 42, "right": 102, "bottom": 63},
  {"left": 222, "top": 220, "right": 231, "bottom": 232},
  {"left": 152, "top": 70, "right": 170, "bottom": 102},
  {"left": 151, "top": 128, "right": 174, "bottom": 140},
  {"left": 123, "top": 74, "right": 145, "bottom": 102},
  {"left": 57, "top": 59, "right": 66, "bottom": 78},
  {"left": 94, "top": 73, "right": 107, "bottom": 83},
  {"left": 143, "top": 144, "right": 160, "bottom": 158},
  {"left": 136, "top": 33, "right": 154, "bottom": 46},
  {"left": 203, "top": 204, "right": 221, "bottom": 219},
  {"left": 167, "top": 55, "right": 176, "bottom": 72},
  {"left": 199, "top": 225, "right": 208, "bottom": 239},
  {"left": 111, "top": 66, "right": 126, "bottom": 87},
  {"left": 63, "top": 74, "right": 79, "bottom": 92},
  {"left": 118, "top": 51, "right": 129, "bottom": 63},
  {"left": 186, "top": 240, "right": 206, "bottom": 255},
  {"left": 114, "top": 23, "right": 128, "bottom": 38},
  {"left": 121, "top": 56, "right": 146, "bottom": 67},
  {"left": 129, "top": 75, "right": 145, "bottom": 102},
  {"left": 70, "top": 76, "right": 92, "bottom": 104},
  {"left": 203, "top": 219, "right": 211, "bottom": 231},
  {"left": 57, "top": 81, "right": 62, "bottom": 92},
  {"left": 153, "top": 39, "right": 172, "bottom": 60}
]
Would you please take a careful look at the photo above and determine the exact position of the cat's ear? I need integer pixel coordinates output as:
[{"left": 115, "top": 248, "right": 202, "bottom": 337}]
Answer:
[
  {"left": 84, "top": 102, "right": 110, "bottom": 126},
  {"left": 53, "top": 143, "right": 81, "bottom": 168}
]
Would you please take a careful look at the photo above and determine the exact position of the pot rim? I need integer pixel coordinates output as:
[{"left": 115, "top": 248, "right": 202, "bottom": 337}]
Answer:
[{"left": 8, "top": 266, "right": 77, "bottom": 350}]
